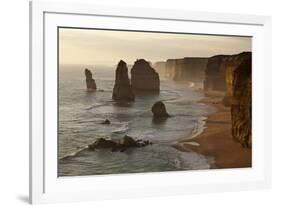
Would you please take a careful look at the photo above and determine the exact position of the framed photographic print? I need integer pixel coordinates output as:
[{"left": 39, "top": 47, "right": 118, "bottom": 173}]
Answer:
[{"left": 30, "top": 1, "right": 272, "bottom": 204}]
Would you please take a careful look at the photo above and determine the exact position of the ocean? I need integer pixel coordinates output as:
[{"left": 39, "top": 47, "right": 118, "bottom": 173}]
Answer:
[{"left": 58, "top": 65, "right": 216, "bottom": 176}]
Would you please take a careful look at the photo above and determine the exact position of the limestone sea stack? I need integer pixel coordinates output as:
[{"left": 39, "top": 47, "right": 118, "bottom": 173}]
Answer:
[
  {"left": 85, "top": 68, "right": 97, "bottom": 91},
  {"left": 230, "top": 53, "right": 252, "bottom": 148},
  {"left": 112, "top": 60, "right": 135, "bottom": 101},
  {"left": 131, "top": 59, "right": 160, "bottom": 92},
  {"left": 151, "top": 101, "right": 170, "bottom": 118}
]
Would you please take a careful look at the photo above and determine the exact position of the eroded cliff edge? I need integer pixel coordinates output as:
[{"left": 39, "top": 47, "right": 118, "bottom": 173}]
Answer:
[
  {"left": 203, "top": 52, "right": 252, "bottom": 148},
  {"left": 230, "top": 53, "right": 252, "bottom": 148},
  {"left": 165, "top": 57, "right": 208, "bottom": 82},
  {"left": 203, "top": 55, "right": 229, "bottom": 92}
]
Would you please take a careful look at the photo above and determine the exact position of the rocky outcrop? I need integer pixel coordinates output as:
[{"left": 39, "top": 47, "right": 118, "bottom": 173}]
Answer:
[
  {"left": 151, "top": 101, "right": 170, "bottom": 118},
  {"left": 101, "top": 119, "right": 110, "bottom": 125},
  {"left": 112, "top": 60, "right": 135, "bottom": 101},
  {"left": 88, "top": 138, "right": 117, "bottom": 150},
  {"left": 85, "top": 68, "right": 97, "bottom": 91},
  {"left": 88, "top": 136, "right": 151, "bottom": 152},
  {"left": 165, "top": 57, "right": 208, "bottom": 82},
  {"left": 131, "top": 59, "right": 160, "bottom": 92},
  {"left": 230, "top": 53, "right": 252, "bottom": 148}
]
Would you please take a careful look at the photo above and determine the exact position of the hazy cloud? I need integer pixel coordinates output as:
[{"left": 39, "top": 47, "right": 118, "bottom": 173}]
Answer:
[{"left": 59, "top": 28, "right": 251, "bottom": 66}]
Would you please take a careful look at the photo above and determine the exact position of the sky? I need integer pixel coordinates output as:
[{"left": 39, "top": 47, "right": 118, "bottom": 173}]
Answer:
[{"left": 59, "top": 28, "right": 251, "bottom": 66}]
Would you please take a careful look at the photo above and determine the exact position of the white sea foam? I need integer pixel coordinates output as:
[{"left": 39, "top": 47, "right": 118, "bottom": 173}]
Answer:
[{"left": 112, "top": 122, "right": 129, "bottom": 134}]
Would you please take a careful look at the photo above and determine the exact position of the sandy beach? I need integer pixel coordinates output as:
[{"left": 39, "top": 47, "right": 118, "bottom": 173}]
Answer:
[{"left": 176, "top": 92, "right": 252, "bottom": 169}]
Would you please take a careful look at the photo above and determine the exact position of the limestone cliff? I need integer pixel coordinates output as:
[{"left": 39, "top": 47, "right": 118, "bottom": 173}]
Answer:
[
  {"left": 85, "top": 68, "right": 97, "bottom": 91},
  {"left": 203, "top": 55, "right": 229, "bottom": 91},
  {"left": 165, "top": 57, "right": 208, "bottom": 82},
  {"left": 131, "top": 59, "right": 160, "bottom": 91},
  {"left": 204, "top": 52, "right": 252, "bottom": 148},
  {"left": 230, "top": 53, "right": 252, "bottom": 148},
  {"left": 112, "top": 60, "right": 135, "bottom": 101},
  {"left": 224, "top": 52, "right": 252, "bottom": 105}
]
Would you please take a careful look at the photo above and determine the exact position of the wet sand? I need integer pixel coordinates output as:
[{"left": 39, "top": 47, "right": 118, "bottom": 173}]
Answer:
[{"left": 176, "top": 93, "right": 252, "bottom": 169}]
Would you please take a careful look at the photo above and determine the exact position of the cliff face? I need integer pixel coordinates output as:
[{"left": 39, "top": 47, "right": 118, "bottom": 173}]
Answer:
[
  {"left": 203, "top": 55, "right": 229, "bottom": 91},
  {"left": 112, "top": 60, "right": 135, "bottom": 101},
  {"left": 223, "top": 52, "right": 252, "bottom": 106},
  {"left": 230, "top": 53, "right": 252, "bottom": 147},
  {"left": 165, "top": 57, "right": 208, "bottom": 82},
  {"left": 153, "top": 61, "right": 166, "bottom": 77},
  {"left": 204, "top": 52, "right": 252, "bottom": 148},
  {"left": 131, "top": 59, "right": 160, "bottom": 91},
  {"left": 85, "top": 68, "right": 97, "bottom": 91}
]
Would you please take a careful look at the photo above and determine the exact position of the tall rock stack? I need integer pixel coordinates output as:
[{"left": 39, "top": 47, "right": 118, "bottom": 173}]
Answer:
[
  {"left": 131, "top": 59, "right": 160, "bottom": 92},
  {"left": 112, "top": 60, "right": 135, "bottom": 101},
  {"left": 230, "top": 53, "right": 252, "bottom": 148},
  {"left": 85, "top": 68, "right": 97, "bottom": 91}
]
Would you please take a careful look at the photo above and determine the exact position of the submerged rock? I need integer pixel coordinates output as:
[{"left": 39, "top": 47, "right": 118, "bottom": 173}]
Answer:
[
  {"left": 88, "top": 136, "right": 151, "bottom": 151},
  {"left": 85, "top": 68, "right": 97, "bottom": 91},
  {"left": 131, "top": 59, "right": 160, "bottom": 92},
  {"left": 112, "top": 60, "right": 135, "bottom": 101},
  {"left": 88, "top": 138, "right": 118, "bottom": 150},
  {"left": 151, "top": 101, "right": 170, "bottom": 118},
  {"left": 123, "top": 135, "right": 138, "bottom": 147},
  {"left": 101, "top": 119, "right": 111, "bottom": 125}
]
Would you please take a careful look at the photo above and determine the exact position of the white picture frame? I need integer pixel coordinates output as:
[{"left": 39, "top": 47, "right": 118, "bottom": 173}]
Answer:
[{"left": 30, "top": 1, "right": 272, "bottom": 204}]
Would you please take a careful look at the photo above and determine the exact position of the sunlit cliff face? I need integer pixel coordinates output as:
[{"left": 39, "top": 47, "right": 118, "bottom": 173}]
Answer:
[{"left": 59, "top": 28, "right": 251, "bottom": 66}]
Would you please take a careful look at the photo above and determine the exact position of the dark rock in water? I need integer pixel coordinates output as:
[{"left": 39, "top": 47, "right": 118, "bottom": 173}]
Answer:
[
  {"left": 123, "top": 135, "right": 138, "bottom": 147},
  {"left": 88, "top": 138, "right": 118, "bottom": 150},
  {"left": 131, "top": 59, "right": 160, "bottom": 92},
  {"left": 88, "top": 136, "right": 151, "bottom": 151},
  {"left": 112, "top": 60, "right": 135, "bottom": 101},
  {"left": 85, "top": 68, "right": 97, "bottom": 91},
  {"left": 151, "top": 101, "right": 170, "bottom": 118},
  {"left": 101, "top": 119, "right": 110, "bottom": 125}
]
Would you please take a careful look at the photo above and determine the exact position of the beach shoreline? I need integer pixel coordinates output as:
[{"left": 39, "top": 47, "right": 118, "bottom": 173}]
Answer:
[{"left": 175, "top": 92, "right": 252, "bottom": 169}]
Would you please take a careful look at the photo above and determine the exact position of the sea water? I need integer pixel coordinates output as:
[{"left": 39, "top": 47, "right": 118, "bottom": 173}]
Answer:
[{"left": 58, "top": 65, "right": 216, "bottom": 176}]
